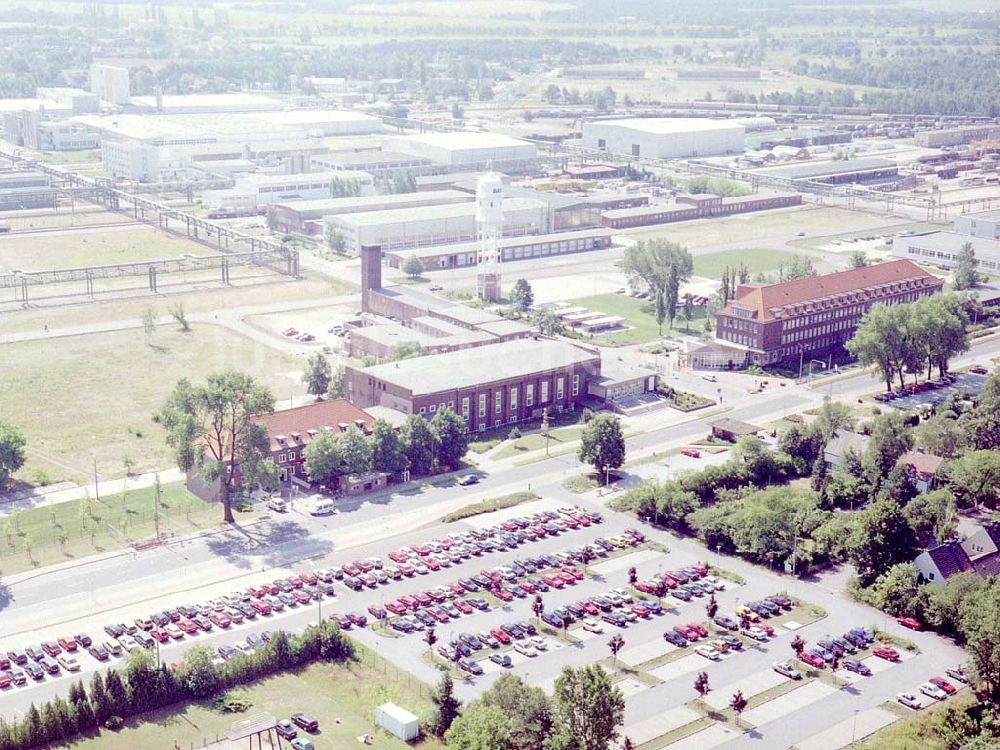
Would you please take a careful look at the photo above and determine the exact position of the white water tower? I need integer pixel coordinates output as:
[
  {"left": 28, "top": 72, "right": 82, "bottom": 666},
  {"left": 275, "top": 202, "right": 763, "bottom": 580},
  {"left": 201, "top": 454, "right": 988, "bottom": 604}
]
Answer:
[{"left": 475, "top": 172, "right": 504, "bottom": 302}]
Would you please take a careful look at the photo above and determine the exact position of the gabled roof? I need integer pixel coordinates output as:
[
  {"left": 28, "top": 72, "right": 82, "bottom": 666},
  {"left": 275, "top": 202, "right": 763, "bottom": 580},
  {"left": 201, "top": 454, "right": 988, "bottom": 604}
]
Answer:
[
  {"left": 719, "top": 260, "right": 943, "bottom": 322},
  {"left": 924, "top": 543, "right": 974, "bottom": 579},
  {"left": 824, "top": 430, "right": 871, "bottom": 459},
  {"left": 900, "top": 450, "right": 945, "bottom": 477},
  {"left": 254, "top": 400, "right": 373, "bottom": 452}
]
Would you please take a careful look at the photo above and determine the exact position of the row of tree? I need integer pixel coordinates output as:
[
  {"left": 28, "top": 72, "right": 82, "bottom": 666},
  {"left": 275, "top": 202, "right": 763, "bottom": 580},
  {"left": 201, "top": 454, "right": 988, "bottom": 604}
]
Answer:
[
  {"left": 303, "top": 408, "right": 468, "bottom": 487},
  {"left": 621, "top": 239, "right": 693, "bottom": 332},
  {"left": 432, "top": 667, "right": 625, "bottom": 750},
  {"left": 0, "top": 420, "right": 26, "bottom": 489},
  {"left": 847, "top": 293, "right": 971, "bottom": 393},
  {"left": 0, "top": 623, "right": 352, "bottom": 750}
]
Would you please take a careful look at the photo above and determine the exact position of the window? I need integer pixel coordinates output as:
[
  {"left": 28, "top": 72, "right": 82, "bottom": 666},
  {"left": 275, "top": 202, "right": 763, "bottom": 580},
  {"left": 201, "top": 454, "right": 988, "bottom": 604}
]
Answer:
[
  {"left": 510, "top": 386, "right": 518, "bottom": 411},
  {"left": 278, "top": 454, "right": 286, "bottom": 464},
  {"left": 419, "top": 406, "right": 426, "bottom": 414},
  {"left": 557, "top": 377, "right": 565, "bottom": 400},
  {"left": 494, "top": 391, "right": 502, "bottom": 414},
  {"left": 572, "top": 374, "right": 580, "bottom": 396},
  {"left": 429, "top": 404, "right": 437, "bottom": 413},
  {"left": 462, "top": 396, "right": 470, "bottom": 418},
  {"left": 526, "top": 383, "right": 534, "bottom": 406},
  {"left": 478, "top": 394, "right": 487, "bottom": 417},
  {"left": 541, "top": 380, "right": 549, "bottom": 402}
]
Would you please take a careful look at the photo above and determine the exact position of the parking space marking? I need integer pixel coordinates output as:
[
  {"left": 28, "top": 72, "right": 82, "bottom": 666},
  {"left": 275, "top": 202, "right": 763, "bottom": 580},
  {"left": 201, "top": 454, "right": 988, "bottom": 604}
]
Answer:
[
  {"left": 662, "top": 722, "right": 741, "bottom": 750},
  {"left": 783, "top": 619, "right": 805, "bottom": 630},
  {"left": 619, "top": 636, "right": 677, "bottom": 667},
  {"left": 740, "top": 680, "right": 835, "bottom": 726},
  {"left": 796, "top": 707, "right": 900, "bottom": 750},
  {"left": 616, "top": 677, "right": 649, "bottom": 698},
  {"left": 569, "top": 626, "right": 601, "bottom": 642},
  {"left": 833, "top": 668, "right": 866, "bottom": 684},
  {"left": 589, "top": 549, "right": 663, "bottom": 576},
  {"left": 647, "top": 653, "right": 707, "bottom": 682},
  {"left": 621, "top": 705, "right": 701, "bottom": 746},
  {"left": 703, "top": 667, "right": 791, "bottom": 709}
]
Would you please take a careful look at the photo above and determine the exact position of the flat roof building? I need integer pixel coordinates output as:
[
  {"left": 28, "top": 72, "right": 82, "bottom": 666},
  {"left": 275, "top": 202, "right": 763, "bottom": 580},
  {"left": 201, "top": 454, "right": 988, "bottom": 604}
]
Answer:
[
  {"left": 582, "top": 118, "right": 745, "bottom": 159},
  {"left": 893, "top": 231, "right": 1000, "bottom": 276},
  {"left": 753, "top": 157, "right": 898, "bottom": 185},
  {"left": 386, "top": 132, "right": 537, "bottom": 173},
  {"left": 954, "top": 209, "right": 1000, "bottom": 241},
  {"left": 271, "top": 190, "right": 472, "bottom": 234}
]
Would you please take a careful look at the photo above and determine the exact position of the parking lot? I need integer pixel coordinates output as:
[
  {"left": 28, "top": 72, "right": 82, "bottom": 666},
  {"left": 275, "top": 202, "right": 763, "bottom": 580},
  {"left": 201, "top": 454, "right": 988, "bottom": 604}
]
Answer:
[
  {"left": 0, "top": 492, "right": 971, "bottom": 750},
  {"left": 875, "top": 371, "right": 987, "bottom": 410}
]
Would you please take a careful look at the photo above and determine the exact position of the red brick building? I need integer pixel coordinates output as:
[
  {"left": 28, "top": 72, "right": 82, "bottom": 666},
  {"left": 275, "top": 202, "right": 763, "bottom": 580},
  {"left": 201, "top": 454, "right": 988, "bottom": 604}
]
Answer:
[
  {"left": 714, "top": 259, "right": 943, "bottom": 366},
  {"left": 254, "top": 400, "right": 374, "bottom": 483}
]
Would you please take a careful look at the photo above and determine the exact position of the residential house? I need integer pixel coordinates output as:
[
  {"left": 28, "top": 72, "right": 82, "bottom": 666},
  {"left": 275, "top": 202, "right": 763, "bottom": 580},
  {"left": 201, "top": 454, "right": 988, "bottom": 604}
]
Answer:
[
  {"left": 913, "top": 525, "right": 1000, "bottom": 584},
  {"left": 823, "top": 430, "right": 871, "bottom": 470}
]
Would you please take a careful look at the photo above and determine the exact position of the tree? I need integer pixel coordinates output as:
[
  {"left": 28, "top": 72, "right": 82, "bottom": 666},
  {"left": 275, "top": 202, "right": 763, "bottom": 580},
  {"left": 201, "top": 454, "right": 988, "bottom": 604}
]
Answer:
[
  {"left": 402, "top": 415, "right": 437, "bottom": 476},
  {"left": 444, "top": 704, "right": 513, "bottom": 750},
  {"left": 627, "top": 566, "right": 637, "bottom": 586},
  {"left": 953, "top": 242, "right": 981, "bottom": 290},
  {"left": 847, "top": 304, "right": 908, "bottom": 392},
  {"left": 904, "top": 489, "right": 957, "bottom": 545},
  {"left": 509, "top": 427, "right": 522, "bottom": 447},
  {"left": 693, "top": 671, "right": 710, "bottom": 698},
  {"left": 326, "top": 364, "right": 347, "bottom": 399},
  {"left": 578, "top": 414, "right": 626, "bottom": 482},
  {"left": 863, "top": 411, "right": 914, "bottom": 484},
  {"left": 947, "top": 450, "right": 1000, "bottom": 510},
  {"left": 424, "top": 627, "right": 437, "bottom": 651},
  {"left": 339, "top": 425, "right": 372, "bottom": 476},
  {"left": 621, "top": 239, "right": 692, "bottom": 328},
  {"left": 706, "top": 594, "right": 718, "bottom": 620},
  {"left": 549, "top": 665, "right": 624, "bottom": 750},
  {"left": 303, "top": 429, "right": 343, "bottom": 488},
  {"left": 402, "top": 255, "right": 424, "bottom": 279},
  {"left": 729, "top": 690, "right": 748, "bottom": 728},
  {"left": 536, "top": 309, "right": 565, "bottom": 336},
  {"left": 607, "top": 633, "right": 624, "bottom": 666},
  {"left": 958, "top": 578, "right": 1000, "bottom": 707},
  {"left": 791, "top": 635, "right": 806, "bottom": 656},
  {"left": 532, "top": 594, "right": 544, "bottom": 620},
  {"left": 90, "top": 673, "right": 111, "bottom": 726},
  {"left": 959, "top": 371, "right": 1000, "bottom": 450},
  {"left": 180, "top": 645, "right": 219, "bottom": 698},
  {"left": 848, "top": 497, "right": 920, "bottom": 586},
  {"left": 301, "top": 353, "right": 332, "bottom": 399},
  {"left": 0, "top": 420, "right": 26, "bottom": 488},
  {"left": 324, "top": 222, "right": 347, "bottom": 254},
  {"left": 815, "top": 396, "right": 855, "bottom": 440},
  {"left": 654, "top": 289, "right": 666, "bottom": 334},
  {"left": 370, "top": 418, "right": 408, "bottom": 477},
  {"left": 682, "top": 293, "right": 694, "bottom": 330},
  {"left": 848, "top": 250, "right": 870, "bottom": 268},
  {"left": 511, "top": 278, "right": 534, "bottom": 312},
  {"left": 429, "top": 671, "right": 461, "bottom": 737},
  {"left": 915, "top": 413, "right": 966, "bottom": 458},
  {"left": 168, "top": 302, "right": 190, "bottom": 332},
  {"left": 156, "top": 372, "right": 276, "bottom": 523},
  {"left": 141, "top": 306, "right": 157, "bottom": 346},
  {"left": 431, "top": 407, "right": 469, "bottom": 469}
]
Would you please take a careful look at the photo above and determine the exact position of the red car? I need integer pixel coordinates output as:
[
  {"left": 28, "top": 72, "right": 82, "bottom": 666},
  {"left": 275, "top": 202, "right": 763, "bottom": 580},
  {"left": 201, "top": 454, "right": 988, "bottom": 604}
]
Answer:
[
  {"left": 873, "top": 646, "right": 900, "bottom": 662},
  {"left": 624, "top": 528, "right": 646, "bottom": 542},
  {"left": 177, "top": 618, "right": 197, "bottom": 634},
  {"left": 896, "top": 616, "right": 922, "bottom": 631},
  {"left": 432, "top": 537, "right": 452, "bottom": 549},
  {"left": 260, "top": 582, "right": 278, "bottom": 596},
  {"left": 385, "top": 600, "right": 408, "bottom": 616},
  {"left": 557, "top": 571, "right": 577, "bottom": 585},
  {"left": 292, "top": 589, "right": 312, "bottom": 605},
  {"left": 57, "top": 637, "right": 78, "bottom": 652},
  {"left": 286, "top": 576, "right": 304, "bottom": 589},
  {"left": 681, "top": 448, "right": 701, "bottom": 458},
  {"left": 561, "top": 566, "right": 584, "bottom": 580},
  {"left": 388, "top": 550, "right": 410, "bottom": 564},
  {"left": 282, "top": 328, "right": 299, "bottom": 337},
  {"left": 673, "top": 625, "right": 698, "bottom": 641},
  {"left": 250, "top": 599, "right": 272, "bottom": 616},
  {"left": 571, "top": 514, "right": 591, "bottom": 527},
  {"left": 929, "top": 676, "right": 956, "bottom": 695},
  {"left": 412, "top": 545, "right": 431, "bottom": 556},
  {"left": 518, "top": 581, "right": 537, "bottom": 594},
  {"left": 428, "top": 607, "right": 450, "bottom": 623},
  {"left": 494, "top": 588, "right": 514, "bottom": 602},
  {"left": 150, "top": 628, "right": 170, "bottom": 644},
  {"left": 635, "top": 580, "right": 660, "bottom": 595},
  {"left": 481, "top": 569, "right": 502, "bottom": 584},
  {"left": 578, "top": 600, "right": 599, "bottom": 616},
  {"left": 491, "top": 628, "right": 512, "bottom": 644},
  {"left": 412, "top": 592, "right": 432, "bottom": 607},
  {"left": 0, "top": 672, "right": 11, "bottom": 689},
  {"left": 687, "top": 623, "right": 709, "bottom": 638},
  {"left": 759, "top": 623, "right": 775, "bottom": 637},
  {"left": 424, "top": 558, "right": 442, "bottom": 572},
  {"left": 342, "top": 562, "right": 361, "bottom": 577},
  {"left": 632, "top": 604, "right": 651, "bottom": 618},
  {"left": 397, "top": 562, "right": 415, "bottom": 576},
  {"left": 798, "top": 652, "right": 825, "bottom": 669},
  {"left": 448, "top": 582, "right": 465, "bottom": 597},
  {"left": 541, "top": 574, "right": 565, "bottom": 589},
  {"left": 659, "top": 574, "right": 678, "bottom": 589},
  {"left": 247, "top": 585, "right": 267, "bottom": 599},
  {"left": 299, "top": 571, "right": 318, "bottom": 586},
  {"left": 425, "top": 589, "right": 445, "bottom": 603},
  {"left": 562, "top": 516, "right": 580, "bottom": 530},
  {"left": 453, "top": 599, "right": 473, "bottom": 614},
  {"left": 208, "top": 612, "right": 232, "bottom": 628}
]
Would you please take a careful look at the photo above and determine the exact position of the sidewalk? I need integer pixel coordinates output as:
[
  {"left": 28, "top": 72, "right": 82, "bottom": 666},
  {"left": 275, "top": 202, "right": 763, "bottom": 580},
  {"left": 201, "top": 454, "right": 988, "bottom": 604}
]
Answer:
[{"left": 0, "top": 468, "right": 185, "bottom": 515}]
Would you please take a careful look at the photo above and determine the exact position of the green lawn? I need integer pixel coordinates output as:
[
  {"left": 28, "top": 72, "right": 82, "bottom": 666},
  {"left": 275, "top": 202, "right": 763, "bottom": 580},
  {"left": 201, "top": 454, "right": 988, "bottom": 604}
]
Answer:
[
  {"left": 51, "top": 655, "right": 444, "bottom": 750},
  {"left": 564, "top": 293, "right": 708, "bottom": 346},
  {"left": 0, "top": 481, "right": 236, "bottom": 575},
  {"left": 491, "top": 424, "right": 585, "bottom": 460},
  {"left": 691, "top": 248, "right": 796, "bottom": 280}
]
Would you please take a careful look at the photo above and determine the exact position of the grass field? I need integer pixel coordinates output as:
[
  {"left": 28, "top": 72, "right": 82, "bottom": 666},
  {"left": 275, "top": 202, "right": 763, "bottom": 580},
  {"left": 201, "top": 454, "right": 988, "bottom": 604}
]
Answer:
[
  {"left": 564, "top": 293, "right": 707, "bottom": 346},
  {"left": 0, "top": 325, "right": 301, "bottom": 484},
  {"left": 0, "top": 481, "right": 229, "bottom": 575},
  {"left": 51, "top": 654, "right": 443, "bottom": 750},
  {"left": 691, "top": 248, "right": 795, "bottom": 280},
  {"left": 0, "top": 226, "right": 213, "bottom": 273}
]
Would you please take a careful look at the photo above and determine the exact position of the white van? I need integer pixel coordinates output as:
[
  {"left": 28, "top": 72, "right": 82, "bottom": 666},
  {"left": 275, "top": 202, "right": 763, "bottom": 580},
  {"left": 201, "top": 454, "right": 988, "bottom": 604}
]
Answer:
[{"left": 307, "top": 497, "right": 335, "bottom": 516}]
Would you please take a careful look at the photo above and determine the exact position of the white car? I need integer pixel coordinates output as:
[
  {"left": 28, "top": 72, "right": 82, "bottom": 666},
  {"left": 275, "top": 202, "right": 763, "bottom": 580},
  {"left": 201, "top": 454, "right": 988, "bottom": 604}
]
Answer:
[
  {"left": 695, "top": 645, "right": 722, "bottom": 661},
  {"left": 582, "top": 618, "right": 604, "bottom": 633},
  {"left": 57, "top": 655, "right": 80, "bottom": 672},
  {"left": 514, "top": 641, "right": 538, "bottom": 658},
  {"left": 742, "top": 627, "right": 768, "bottom": 641},
  {"left": 412, "top": 562, "right": 429, "bottom": 575},
  {"left": 118, "top": 635, "right": 140, "bottom": 652},
  {"left": 164, "top": 624, "right": 183, "bottom": 640},
  {"left": 897, "top": 692, "right": 923, "bottom": 710},
  {"left": 772, "top": 661, "right": 802, "bottom": 680},
  {"left": 529, "top": 636, "right": 548, "bottom": 651},
  {"left": 704, "top": 576, "right": 726, "bottom": 591},
  {"left": 920, "top": 682, "right": 948, "bottom": 701}
]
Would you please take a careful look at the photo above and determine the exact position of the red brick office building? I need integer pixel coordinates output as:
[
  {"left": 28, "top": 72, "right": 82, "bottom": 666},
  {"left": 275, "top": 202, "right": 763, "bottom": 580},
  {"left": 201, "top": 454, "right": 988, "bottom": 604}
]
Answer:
[{"left": 714, "top": 259, "right": 943, "bottom": 366}]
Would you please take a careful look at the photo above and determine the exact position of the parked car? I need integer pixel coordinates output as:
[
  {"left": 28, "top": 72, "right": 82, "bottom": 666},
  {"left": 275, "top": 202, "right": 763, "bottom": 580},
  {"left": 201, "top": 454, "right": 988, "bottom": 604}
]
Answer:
[
  {"left": 946, "top": 667, "right": 969, "bottom": 684},
  {"left": 920, "top": 682, "right": 949, "bottom": 701},
  {"left": 896, "top": 616, "right": 923, "bottom": 631},
  {"left": 873, "top": 646, "right": 900, "bottom": 662},
  {"left": 798, "top": 652, "right": 825, "bottom": 669},
  {"left": 773, "top": 661, "right": 802, "bottom": 680},
  {"left": 897, "top": 692, "right": 923, "bottom": 710},
  {"left": 843, "top": 659, "right": 871, "bottom": 676},
  {"left": 276, "top": 720, "right": 297, "bottom": 740},
  {"left": 929, "top": 676, "right": 956, "bottom": 695},
  {"left": 291, "top": 713, "right": 319, "bottom": 732},
  {"left": 489, "top": 653, "right": 512, "bottom": 668},
  {"left": 695, "top": 645, "right": 721, "bottom": 661}
]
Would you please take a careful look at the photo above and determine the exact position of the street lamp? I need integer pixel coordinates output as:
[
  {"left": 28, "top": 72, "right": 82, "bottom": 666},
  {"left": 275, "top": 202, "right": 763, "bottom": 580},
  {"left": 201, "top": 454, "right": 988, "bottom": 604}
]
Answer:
[{"left": 541, "top": 408, "right": 551, "bottom": 457}]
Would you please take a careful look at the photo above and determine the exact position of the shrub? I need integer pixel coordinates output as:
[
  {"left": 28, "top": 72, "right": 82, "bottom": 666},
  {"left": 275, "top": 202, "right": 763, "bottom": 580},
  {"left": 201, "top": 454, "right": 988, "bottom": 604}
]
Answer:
[
  {"left": 104, "top": 716, "right": 124, "bottom": 731},
  {"left": 213, "top": 689, "right": 253, "bottom": 713}
]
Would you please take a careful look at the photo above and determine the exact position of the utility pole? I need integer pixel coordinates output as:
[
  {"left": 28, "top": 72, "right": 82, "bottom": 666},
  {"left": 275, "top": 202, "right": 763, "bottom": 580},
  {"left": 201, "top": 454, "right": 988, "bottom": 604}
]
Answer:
[
  {"left": 93, "top": 456, "right": 100, "bottom": 502},
  {"left": 541, "top": 408, "right": 551, "bottom": 456},
  {"left": 153, "top": 474, "right": 162, "bottom": 542}
]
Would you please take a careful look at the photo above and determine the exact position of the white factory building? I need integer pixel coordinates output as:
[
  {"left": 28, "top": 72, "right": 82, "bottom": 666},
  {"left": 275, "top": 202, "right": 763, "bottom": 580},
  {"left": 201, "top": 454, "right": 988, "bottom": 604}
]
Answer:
[
  {"left": 202, "top": 170, "right": 377, "bottom": 210},
  {"left": 894, "top": 209, "right": 1000, "bottom": 276},
  {"left": 90, "top": 64, "right": 130, "bottom": 105},
  {"left": 385, "top": 132, "right": 537, "bottom": 173},
  {"left": 582, "top": 117, "right": 746, "bottom": 159},
  {"left": 327, "top": 197, "right": 551, "bottom": 256}
]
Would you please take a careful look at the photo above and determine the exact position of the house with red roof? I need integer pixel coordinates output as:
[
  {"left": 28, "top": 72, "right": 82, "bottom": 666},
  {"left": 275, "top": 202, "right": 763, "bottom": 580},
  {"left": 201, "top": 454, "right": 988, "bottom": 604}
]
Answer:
[{"left": 709, "top": 259, "right": 943, "bottom": 368}]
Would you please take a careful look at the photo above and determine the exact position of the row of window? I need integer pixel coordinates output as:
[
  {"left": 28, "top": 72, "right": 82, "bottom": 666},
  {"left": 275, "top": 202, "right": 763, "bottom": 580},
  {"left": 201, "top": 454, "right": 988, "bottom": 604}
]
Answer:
[
  {"left": 416, "top": 376, "right": 582, "bottom": 419},
  {"left": 781, "top": 316, "right": 857, "bottom": 344},
  {"left": 905, "top": 246, "right": 999, "bottom": 272}
]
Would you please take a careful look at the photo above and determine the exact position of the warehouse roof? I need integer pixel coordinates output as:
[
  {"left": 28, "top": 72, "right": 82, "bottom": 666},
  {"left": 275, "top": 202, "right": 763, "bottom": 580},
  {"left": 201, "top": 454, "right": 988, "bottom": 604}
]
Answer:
[
  {"left": 243, "top": 109, "right": 380, "bottom": 127},
  {"left": 313, "top": 150, "right": 432, "bottom": 167},
  {"left": 755, "top": 157, "right": 896, "bottom": 180},
  {"left": 330, "top": 197, "right": 546, "bottom": 227},
  {"left": 392, "top": 131, "right": 534, "bottom": 150},
  {"left": 274, "top": 190, "right": 471, "bottom": 215},
  {"left": 357, "top": 339, "right": 600, "bottom": 396},
  {"left": 588, "top": 117, "right": 743, "bottom": 135},
  {"left": 129, "top": 93, "right": 283, "bottom": 111},
  {"left": 897, "top": 231, "right": 1000, "bottom": 256},
  {"left": 382, "top": 228, "right": 615, "bottom": 261}
]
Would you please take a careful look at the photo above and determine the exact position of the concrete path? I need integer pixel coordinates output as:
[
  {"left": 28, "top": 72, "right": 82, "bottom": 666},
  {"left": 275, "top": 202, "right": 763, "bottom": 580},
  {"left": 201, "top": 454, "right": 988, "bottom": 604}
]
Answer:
[
  {"left": 619, "top": 636, "right": 677, "bottom": 667},
  {"left": 703, "top": 668, "right": 790, "bottom": 709},
  {"left": 796, "top": 707, "right": 900, "bottom": 750},
  {"left": 740, "top": 681, "right": 836, "bottom": 726},
  {"left": 0, "top": 468, "right": 185, "bottom": 515},
  {"left": 590, "top": 548, "right": 662, "bottom": 576},
  {"left": 666, "top": 723, "right": 742, "bottom": 750},
  {"left": 621, "top": 705, "right": 702, "bottom": 746}
]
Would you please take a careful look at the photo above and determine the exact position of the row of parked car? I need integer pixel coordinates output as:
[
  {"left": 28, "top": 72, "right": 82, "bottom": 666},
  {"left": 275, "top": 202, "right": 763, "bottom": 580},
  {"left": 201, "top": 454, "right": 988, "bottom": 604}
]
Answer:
[
  {"left": 873, "top": 373, "right": 958, "bottom": 401},
  {"left": 897, "top": 667, "right": 969, "bottom": 710}
]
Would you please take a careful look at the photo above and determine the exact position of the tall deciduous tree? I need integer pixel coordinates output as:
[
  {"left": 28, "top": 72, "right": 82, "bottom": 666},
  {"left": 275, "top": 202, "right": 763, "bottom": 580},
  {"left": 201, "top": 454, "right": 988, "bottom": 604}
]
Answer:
[
  {"left": 431, "top": 407, "right": 469, "bottom": 469},
  {"left": 549, "top": 665, "right": 624, "bottom": 750},
  {"left": 621, "top": 239, "right": 692, "bottom": 328},
  {"left": 863, "top": 411, "right": 914, "bottom": 483},
  {"left": 370, "top": 419, "right": 408, "bottom": 477},
  {"left": 429, "top": 671, "right": 461, "bottom": 737},
  {"left": 326, "top": 364, "right": 347, "bottom": 400},
  {"left": 947, "top": 450, "right": 1000, "bottom": 510},
  {"left": 848, "top": 496, "right": 920, "bottom": 586},
  {"left": 156, "top": 372, "right": 275, "bottom": 523},
  {"left": 301, "top": 353, "right": 332, "bottom": 399},
  {"left": 402, "top": 255, "right": 424, "bottom": 279},
  {"left": 444, "top": 704, "right": 513, "bottom": 750},
  {"left": 848, "top": 250, "right": 869, "bottom": 268},
  {"left": 958, "top": 578, "right": 1000, "bottom": 707},
  {"left": 303, "top": 429, "right": 343, "bottom": 487},
  {"left": 402, "top": 415, "right": 437, "bottom": 476},
  {"left": 0, "top": 420, "right": 26, "bottom": 488},
  {"left": 511, "top": 279, "right": 534, "bottom": 312},
  {"left": 953, "top": 242, "right": 980, "bottom": 290},
  {"left": 846, "top": 303, "right": 908, "bottom": 392},
  {"left": 339, "top": 425, "right": 372, "bottom": 476},
  {"left": 578, "top": 414, "right": 626, "bottom": 481}
]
